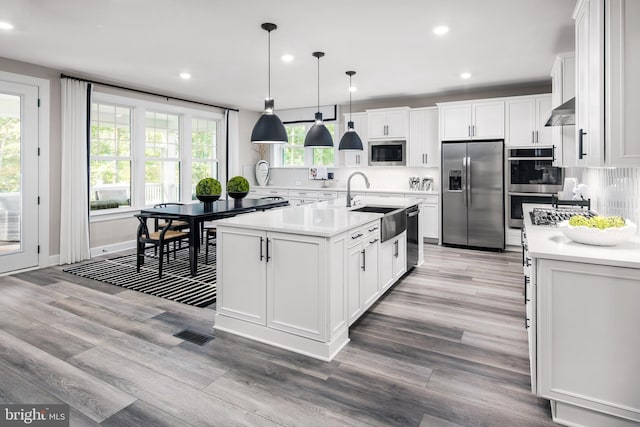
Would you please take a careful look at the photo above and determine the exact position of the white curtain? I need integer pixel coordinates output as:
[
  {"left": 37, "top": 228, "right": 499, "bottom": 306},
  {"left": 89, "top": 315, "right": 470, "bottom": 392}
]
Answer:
[
  {"left": 226, "top": 109, "right": 240, "bottom": 178},
  {"left": 59, "top": 79, "right": 91, "bottom": 264}
]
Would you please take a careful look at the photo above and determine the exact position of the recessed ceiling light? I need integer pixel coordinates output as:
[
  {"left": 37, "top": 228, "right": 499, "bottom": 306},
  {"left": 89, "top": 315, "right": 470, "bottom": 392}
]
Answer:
[
  {"left": 349, "top": 86, "right": 357, "bottom": 93},
  {"left": 0, "top": 21, "right": 14, "bottom": 30},
  {"left": 460, "top": 72, "right": 471, "bottom": 79},
  {"left": 180, "top": 72, "right": 191, "bottom": 80},
  {"left": 281, "top": 54, "right": 294, "bottom": 62},
  {"left": 433, "top": 26, "right": 449, "bottom": 36}
]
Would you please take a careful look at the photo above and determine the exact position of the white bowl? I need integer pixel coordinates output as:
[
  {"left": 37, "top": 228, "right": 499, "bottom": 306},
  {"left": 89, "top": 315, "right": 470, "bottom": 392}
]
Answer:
[{"left": 557, "top": 220, "right": 637, "bottom": 246}]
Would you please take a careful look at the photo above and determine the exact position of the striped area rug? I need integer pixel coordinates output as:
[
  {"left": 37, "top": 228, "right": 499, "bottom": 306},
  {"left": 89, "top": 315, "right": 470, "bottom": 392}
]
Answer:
[{"left": 63, "top": 250, "right": 216, "bottom": 307}]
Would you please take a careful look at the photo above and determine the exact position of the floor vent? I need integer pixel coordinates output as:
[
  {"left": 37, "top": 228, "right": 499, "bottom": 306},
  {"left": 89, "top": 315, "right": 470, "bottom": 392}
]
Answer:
[{"left": 173, "top": 329, "right": 214, "bottom": 346}]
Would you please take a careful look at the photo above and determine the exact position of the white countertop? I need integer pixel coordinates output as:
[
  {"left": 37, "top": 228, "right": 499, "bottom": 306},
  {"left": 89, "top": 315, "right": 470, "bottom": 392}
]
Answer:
[
  {"left": 215, "top": 197, "right": 418, "bottom": 237},
  {"left": 523, "top": 204, "right": 640, "bottom": 269},
  {"left": 254, "top": 185, "right": 439, "bottom": 195}
]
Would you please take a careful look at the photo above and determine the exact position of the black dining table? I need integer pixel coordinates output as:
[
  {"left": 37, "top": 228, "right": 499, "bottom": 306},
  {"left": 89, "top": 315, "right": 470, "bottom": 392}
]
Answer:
[{"left": 140, "top": 198, "right": 289, "bottom": 276}]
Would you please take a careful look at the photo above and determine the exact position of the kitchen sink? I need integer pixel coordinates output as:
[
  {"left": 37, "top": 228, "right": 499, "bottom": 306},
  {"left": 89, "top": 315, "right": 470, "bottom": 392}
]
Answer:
[
  {"left": 350, "top": 206, "right": 399, "bottom": 214},
  {"left": 350, "top": 205, "right": 407, "bottom": 242}
]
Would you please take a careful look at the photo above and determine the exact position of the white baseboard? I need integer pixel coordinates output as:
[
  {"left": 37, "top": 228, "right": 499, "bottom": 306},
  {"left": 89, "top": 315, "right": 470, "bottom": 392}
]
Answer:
[
  {"left": 48, "top": 254, "right": 60, "bottom": 266},
  {"left": 90, "top": 240, "right": 136, "bottom": 258}
]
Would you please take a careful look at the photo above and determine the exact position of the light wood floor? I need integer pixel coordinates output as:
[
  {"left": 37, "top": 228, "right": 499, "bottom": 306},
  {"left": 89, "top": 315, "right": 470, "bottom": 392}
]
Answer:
[{"left": 0, "top": 245, "right": 555, "bottom": 426}]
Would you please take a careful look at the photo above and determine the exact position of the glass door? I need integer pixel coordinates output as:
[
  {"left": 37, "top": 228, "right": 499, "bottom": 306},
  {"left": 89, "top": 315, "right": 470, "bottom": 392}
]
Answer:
[{"left": 0, "top": 80, "right": 39, "bottom": 273}]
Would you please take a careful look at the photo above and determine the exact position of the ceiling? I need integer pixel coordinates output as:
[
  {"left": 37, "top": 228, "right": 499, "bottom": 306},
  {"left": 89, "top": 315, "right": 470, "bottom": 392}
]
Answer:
[{"left": 0, "top": 0, "right": 576, "bottom": 111}]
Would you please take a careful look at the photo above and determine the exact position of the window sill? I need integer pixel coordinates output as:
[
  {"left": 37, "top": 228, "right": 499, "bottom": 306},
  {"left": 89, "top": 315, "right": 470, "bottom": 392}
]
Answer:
[{"left": 90, "top": 207, "right": 139, "bottom": 223}]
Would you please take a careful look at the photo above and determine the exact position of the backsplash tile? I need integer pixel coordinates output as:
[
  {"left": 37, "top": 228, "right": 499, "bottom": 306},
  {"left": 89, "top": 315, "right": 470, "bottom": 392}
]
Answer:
[{"left": 582, "top": 167, "right": 640, "bottom": 230}]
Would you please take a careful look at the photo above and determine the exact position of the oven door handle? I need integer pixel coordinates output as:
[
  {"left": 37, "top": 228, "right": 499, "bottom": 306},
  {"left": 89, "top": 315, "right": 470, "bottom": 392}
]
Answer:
[
  {"left": 508, "top": 192, "right": 557, "bottom": 197},
  {"left": 507, "top": 157, "right": 555, "bottom": 161}
]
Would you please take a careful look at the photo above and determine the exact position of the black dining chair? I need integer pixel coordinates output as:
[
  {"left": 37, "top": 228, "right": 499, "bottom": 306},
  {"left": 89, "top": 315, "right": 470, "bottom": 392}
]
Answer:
[
  {"left": 135, "top": 213, "right": 189, "bottom": 278},
  {"left": 153, "top": 203, "right": 189, "bottom": 232}
]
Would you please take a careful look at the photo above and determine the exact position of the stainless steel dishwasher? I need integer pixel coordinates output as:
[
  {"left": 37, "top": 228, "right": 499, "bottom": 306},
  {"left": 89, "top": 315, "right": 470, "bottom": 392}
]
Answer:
[{"left": 406, "top": 204, "right": 420, "bottom": 270}]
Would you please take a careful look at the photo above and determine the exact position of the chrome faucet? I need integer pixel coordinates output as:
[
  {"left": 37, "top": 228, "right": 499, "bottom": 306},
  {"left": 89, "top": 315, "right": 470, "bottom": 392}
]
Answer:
[{"left": 346, "top": 172, "right": 370, "bottom": 207}]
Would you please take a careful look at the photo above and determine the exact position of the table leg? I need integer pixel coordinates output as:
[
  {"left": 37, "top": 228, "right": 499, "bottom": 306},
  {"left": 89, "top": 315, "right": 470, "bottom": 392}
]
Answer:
[{"left": 189, "top": 218, "right": 198, "bottom": 276}]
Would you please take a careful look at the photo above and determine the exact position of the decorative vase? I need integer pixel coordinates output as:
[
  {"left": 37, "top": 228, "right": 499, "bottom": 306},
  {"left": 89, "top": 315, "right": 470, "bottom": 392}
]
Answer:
[
  {"left": 255, "top": 160, "right": 270, "bottom": 186},
  {"left": 228, "top": 191, "right": 248, "bottom": 199},
  {"left": 196, "top": 194, "right": 221, "bottom": 203}
]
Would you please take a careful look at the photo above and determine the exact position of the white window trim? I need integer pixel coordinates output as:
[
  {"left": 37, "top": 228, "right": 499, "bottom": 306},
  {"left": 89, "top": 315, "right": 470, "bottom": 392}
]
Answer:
[{"left": 90, "top": 91, "right": 223, "bottom": 221}]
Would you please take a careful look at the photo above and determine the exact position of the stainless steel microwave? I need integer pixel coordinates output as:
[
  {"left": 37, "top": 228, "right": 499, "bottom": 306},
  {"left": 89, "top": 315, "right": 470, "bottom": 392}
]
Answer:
[{"left": 368, "top": 140, "right": 406, "bottom": 166}]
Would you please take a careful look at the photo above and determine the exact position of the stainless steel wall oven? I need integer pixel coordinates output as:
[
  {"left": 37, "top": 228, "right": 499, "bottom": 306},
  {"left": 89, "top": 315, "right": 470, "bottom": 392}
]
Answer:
[{"left": 507, "top": 146, "right": 563, "bottom": 228}]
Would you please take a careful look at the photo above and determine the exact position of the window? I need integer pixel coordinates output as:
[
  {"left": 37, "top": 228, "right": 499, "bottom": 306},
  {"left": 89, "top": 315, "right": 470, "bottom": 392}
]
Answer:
[
  {"left": 89, "top": 103, "right": 132, "bottom": 210},
  {"left": 277, "top": 122, "right": 336, "bottom": 167},
  {"left": 144, "top": 111, "right": 180, "bottom": 205},
  {"left": 89, "top": 93, "right": 222, "bottom": 215},
  {"left": 191, "top": 118, "right": 218, "bottom": 199}
]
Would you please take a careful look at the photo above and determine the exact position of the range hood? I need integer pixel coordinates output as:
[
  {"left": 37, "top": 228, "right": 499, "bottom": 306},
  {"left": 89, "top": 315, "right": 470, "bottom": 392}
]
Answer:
[{"left": 544, "top": 97, "right": 575, "bottom": 126}]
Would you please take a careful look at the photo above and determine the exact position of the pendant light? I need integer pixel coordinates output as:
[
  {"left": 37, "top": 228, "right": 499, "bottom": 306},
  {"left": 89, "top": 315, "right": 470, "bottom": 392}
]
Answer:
[
  {"left": 338, "top": 71, "right": 363, "bottom": 151},
  {"left": 251, "top": 23, "right": 287, "bottom": 144},
  {"left": 304, "top": 52, "right": 333, "bottom": 147}
]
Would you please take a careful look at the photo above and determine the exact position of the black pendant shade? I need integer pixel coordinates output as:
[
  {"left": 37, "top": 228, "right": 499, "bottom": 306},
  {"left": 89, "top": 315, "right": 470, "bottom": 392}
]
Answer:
[
  {"left": 304, "top": 51, "right": 334, "bottom": 147},
  {"left": 251, "top": 106, "right": 288, "bottom": 143},
  {"left": 305, "top": 112, "right": 334, "bottom": 147},
  {"left": 251, "top": 23, "right": 287, "bottom": 144},
  {"left": 338, "top": 121, "right": 363, "bottom": 150},
  {"left": 338, "top": 70, "right": 363, "bottom": 151}
]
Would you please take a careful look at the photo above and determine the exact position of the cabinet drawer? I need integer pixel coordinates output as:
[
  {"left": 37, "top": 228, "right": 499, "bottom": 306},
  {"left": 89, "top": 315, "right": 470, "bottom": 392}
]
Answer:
[
  {"left": 260, "top": 189, "right": 289, "bottom": 198},
  {"left": 407, "top": 194, "right": 438, "bottom": 204},
  {"left": 290, "top": 190, "right": 319, "bottom": 199},
  {"left": 318, "top": 191, "right": 338, "bottom": 200},
  {"left": 363, "top": 220, "right": 381, "bottom": 236}
]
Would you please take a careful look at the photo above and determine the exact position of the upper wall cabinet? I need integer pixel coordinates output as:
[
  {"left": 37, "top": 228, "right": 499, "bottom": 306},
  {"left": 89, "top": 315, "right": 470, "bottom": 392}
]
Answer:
[
  {"left": 341, "top": 112, "right": 368, "bottom": 167},
  {"left": 408, "top": 107, "right": 439, "bottom": 167},
  {"left": 573, "top": 0, "right": 640, "bottom": 167},
  {"left": 550, "top": 53, "right": 575, "bottom": 167},
  {"left": 366, "top": 107, "right": 409, "bottom": 139},
  {"left": 438, "top": 100, "right": 504, "bottom": 141},
  {"left": 505, "top": 95, "right": 552, "bottom": 147}
]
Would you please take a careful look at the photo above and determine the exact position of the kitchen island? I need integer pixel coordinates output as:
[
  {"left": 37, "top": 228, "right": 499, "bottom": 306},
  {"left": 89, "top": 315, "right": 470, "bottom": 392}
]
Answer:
[
  {"left": 522, "top": 204, "right": 640, "bottom": 427},
  {"left": 213, "top": 197, "right": 420, "bottom": 361}
]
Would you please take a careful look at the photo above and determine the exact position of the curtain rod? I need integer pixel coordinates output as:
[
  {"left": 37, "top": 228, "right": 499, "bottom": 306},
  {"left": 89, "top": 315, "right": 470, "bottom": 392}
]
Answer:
[{"left": 60, "top": 73, "right": 239, "bottom": 112}]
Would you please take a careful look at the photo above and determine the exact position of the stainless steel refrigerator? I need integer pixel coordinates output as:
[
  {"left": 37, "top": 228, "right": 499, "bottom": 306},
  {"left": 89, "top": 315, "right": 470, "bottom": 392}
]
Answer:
[{"left": 441, "top": 140, "right": 505, "bottom": 249}]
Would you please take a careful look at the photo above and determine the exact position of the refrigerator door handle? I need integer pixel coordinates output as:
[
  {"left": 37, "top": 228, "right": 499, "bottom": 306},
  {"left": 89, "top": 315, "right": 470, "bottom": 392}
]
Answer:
[
  {"left": 462, "top": 156, "right": 468, "bottom": 207},
  {"left": 467, "top": 156, "right": 472, "bottom": 206}
]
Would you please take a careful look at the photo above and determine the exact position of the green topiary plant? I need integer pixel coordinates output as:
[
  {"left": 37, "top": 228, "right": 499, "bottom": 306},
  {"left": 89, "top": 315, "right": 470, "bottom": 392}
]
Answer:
[
  {"left": 196, "top": 177, "right": 221, "bottom": 196},
  {"left": 227, "top": 176, "right": 250, "bottom": 193}
]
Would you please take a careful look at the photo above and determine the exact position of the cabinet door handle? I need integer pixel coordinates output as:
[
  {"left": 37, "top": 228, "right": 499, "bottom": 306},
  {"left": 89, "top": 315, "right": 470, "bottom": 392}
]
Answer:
[
  {"left": 523, "top": 276, "right": 528, "bottom": 304},
  {"left": 361, "top": 249, "right": 366, "bottom": 271},
  {"left": 468, "top": 125, "right": 471, "bottom": 137},
  {"left": 525, "top": 318, "right": 530, "bottom": 329},
  {"left": 579, "top": 129, "right": 587, "bottom": 159},
  {"left": 424, "top": 153, "right": 427, "bottom": 164},
  {"left": 369, "top": 238, "right": 379, "bottom": 244},
  {"left": 472, "top": 125, "right": 475, "bottom": 137},
  {"left": 266, "top": 237, "right": 271, "bottom": 262},
  {"left": 394, "top": 240, "right": 399, "bottom": 258},
  {"left": 260, "top": 237, "right": 264, "bottom": 261},
  {"left": 368, "top": 226, "right": 378, "bottom": 232},
  {"left": 536, "top": 130, "right": 539, "bottom": 143},
  {"left": 352, "top": 233, "right": 363, "bottom": 240},
  {"left": 532, "top": 130, "right": 535, "bottom": 144}
]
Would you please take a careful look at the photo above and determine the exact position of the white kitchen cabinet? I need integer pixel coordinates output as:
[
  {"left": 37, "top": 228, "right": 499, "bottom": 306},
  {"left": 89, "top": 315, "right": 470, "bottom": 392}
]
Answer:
[
  {"left": 504, "top": 95, "right": 552, "bottom": 147},
  {"left": 573, "top": 0, "right": 640, "bottom": 167},
  {"left": 288, "top": 190, "right": 319, "bottom": 206},
  {"left": 342, "top": 112, "right": 368, "bottom": 167},
  {"left": 218, "top": 228, "right": 333, "bottom": 342},
  {"left": 505, "top": 98, "right": 534, "bottom": 146},
  {"left": 439, "top": 100, "right": 504, "bottom": 140},
  {"left": 378, "top": 231, "right": 407, "bottom": 293},
  {"left": 406, "top": 194, "right": 439, "bottom": 240},
  {"left": 409, "top": 107, "right": 439, "bottom": 167},
  {"left": 536, "top": 259, "right": 640, "bottom": 426},
  {"left": 347, "top": 221, "right": 380, "bottom": 325},
  {"left": 550, "top": 53, "right": 575, "bottom": 167},
  {"left": 366, "top": 107, "right": 409, "bottom": 139},
  {"left": 217, "top": 228, "right": 268, "bottom": 325}
]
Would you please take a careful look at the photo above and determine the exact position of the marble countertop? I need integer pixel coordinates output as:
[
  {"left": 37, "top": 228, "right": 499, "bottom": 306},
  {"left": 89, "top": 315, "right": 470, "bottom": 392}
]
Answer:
[
  {"left": 523, "top": 204, "right": 640, "bottom": 269},
  {"left": 215, "top": 197, "right": 418, "bottom": 237}
]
